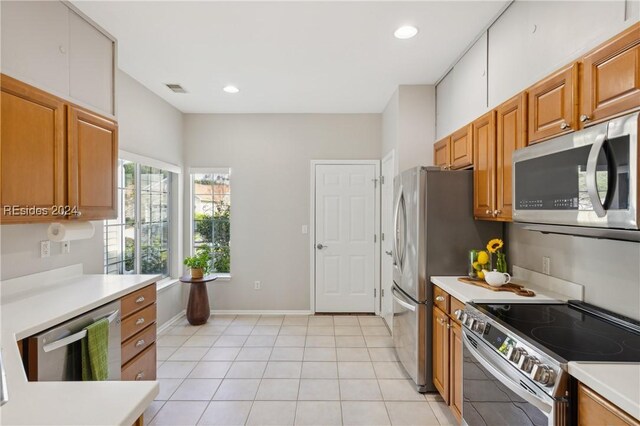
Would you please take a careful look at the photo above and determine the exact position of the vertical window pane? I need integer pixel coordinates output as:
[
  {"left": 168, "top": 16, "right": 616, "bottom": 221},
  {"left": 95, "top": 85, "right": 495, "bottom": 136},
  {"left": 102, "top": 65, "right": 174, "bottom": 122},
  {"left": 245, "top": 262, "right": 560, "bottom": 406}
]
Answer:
[
  {"left": 104, "top": 160, "right": 136, "bottom": 275},
  {"left": 192, "top": 171, "right": 231, "bottom": 273}
]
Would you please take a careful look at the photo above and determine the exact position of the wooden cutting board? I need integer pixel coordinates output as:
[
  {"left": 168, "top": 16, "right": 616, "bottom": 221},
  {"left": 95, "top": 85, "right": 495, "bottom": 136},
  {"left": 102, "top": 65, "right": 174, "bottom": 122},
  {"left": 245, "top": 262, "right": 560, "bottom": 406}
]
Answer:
[{"left": 457, "top": 277, "right": 536, "bottom": 297}]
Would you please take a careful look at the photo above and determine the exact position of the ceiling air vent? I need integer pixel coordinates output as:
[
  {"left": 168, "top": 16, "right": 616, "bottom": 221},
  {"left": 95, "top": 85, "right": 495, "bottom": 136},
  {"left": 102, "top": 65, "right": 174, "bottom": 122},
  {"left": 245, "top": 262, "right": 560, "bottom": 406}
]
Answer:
[{"left": 166, "top": 83, "right": 187, "bottom": 93}]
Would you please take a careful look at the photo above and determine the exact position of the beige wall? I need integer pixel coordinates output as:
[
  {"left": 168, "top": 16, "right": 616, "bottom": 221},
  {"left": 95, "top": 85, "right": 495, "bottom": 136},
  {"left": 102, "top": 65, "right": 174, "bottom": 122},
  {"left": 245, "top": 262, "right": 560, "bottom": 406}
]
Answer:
[
  {"left": 183, "top": 114, "right": 382, "bottom": 311},
  {"left": 382, "top": 85, "right": 436, "bottom": 172}
]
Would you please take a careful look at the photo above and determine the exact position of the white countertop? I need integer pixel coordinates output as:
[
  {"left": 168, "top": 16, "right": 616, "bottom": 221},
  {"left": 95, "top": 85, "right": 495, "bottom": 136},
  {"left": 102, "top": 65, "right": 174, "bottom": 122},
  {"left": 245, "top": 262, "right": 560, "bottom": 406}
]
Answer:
[
  {"left": 430, "top": 275, "right": 570, "bottom": 304},
  {"left": 568, "top": 362, "right": 640, "bottom": 421},
  {"left": 0, "top": 271, "right": 161, "bottom": 425}
]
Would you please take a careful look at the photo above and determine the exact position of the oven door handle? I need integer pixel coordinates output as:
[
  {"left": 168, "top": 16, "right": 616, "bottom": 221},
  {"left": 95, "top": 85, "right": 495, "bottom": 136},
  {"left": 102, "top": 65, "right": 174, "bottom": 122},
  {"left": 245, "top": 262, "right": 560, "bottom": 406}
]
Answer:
[
  {"left": 586, "top": 132, "right": 608, "bottom": 218},
  {"left": 463, "top": 330, "right": 553, "bottom": 416},
  {"left": 43, "top": 309, "right": 120, "bottom": 353}
]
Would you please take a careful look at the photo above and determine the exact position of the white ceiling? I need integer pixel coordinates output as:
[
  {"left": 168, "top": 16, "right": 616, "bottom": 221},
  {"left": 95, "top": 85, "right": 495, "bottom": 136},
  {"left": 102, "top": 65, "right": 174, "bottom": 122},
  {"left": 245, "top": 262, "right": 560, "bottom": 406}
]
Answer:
[{"left": 72, "top": 1, "right": 509, "bottom": 113}]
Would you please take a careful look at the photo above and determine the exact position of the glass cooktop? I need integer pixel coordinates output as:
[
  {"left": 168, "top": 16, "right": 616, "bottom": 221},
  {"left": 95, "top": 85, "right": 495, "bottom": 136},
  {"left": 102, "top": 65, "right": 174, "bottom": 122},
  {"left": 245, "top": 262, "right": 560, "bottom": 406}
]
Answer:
[{"left": 474, "top": 302, "right": 640, "bottom": 363}]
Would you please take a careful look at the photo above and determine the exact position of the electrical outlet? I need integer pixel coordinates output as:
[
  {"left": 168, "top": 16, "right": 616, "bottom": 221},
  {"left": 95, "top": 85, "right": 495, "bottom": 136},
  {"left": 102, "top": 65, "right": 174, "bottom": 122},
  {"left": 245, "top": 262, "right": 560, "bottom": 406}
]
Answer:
[
  {"left": 61, "top": 241, "right": 71, "bottom": 254},
  {"left": 40, "top": 241, "right": 50, "bottom": 258},
  {"left": 254, "top": 281, "right": 261, "bottom": 290},
  {"left": 542, "top": 257, "right": 551, "bottom": 275}
]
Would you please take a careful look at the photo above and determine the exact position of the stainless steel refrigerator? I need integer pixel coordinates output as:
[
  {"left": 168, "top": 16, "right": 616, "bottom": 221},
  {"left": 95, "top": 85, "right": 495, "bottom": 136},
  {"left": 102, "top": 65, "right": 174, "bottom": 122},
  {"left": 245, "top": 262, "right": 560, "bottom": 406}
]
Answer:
[{"left": 391, "top": 167, "right": 502, "bottom": 392}]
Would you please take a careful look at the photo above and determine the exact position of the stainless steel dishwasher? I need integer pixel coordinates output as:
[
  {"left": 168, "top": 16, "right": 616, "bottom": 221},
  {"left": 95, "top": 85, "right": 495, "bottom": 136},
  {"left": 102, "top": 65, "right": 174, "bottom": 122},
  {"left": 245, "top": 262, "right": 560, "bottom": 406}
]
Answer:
[{"left": 26, "top": 300, "right": 121, "bottom": 381}]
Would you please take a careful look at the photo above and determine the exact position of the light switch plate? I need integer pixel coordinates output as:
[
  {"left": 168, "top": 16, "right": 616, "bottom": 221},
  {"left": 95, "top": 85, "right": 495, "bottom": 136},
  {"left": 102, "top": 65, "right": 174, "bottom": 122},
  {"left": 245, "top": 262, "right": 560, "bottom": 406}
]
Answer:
[{"left": 40, "top": 241, "right": 50, "bottom": 258}]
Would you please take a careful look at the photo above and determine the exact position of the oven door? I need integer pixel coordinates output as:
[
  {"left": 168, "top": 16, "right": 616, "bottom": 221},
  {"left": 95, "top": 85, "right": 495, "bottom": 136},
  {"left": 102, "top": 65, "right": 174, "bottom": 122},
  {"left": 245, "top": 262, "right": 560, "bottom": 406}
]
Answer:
[
  {"left": 462, "top": 330, "right": 563, "bottom": 426},
  {"left": 513, "top": 111, "right": 638, "bottom": 230}
]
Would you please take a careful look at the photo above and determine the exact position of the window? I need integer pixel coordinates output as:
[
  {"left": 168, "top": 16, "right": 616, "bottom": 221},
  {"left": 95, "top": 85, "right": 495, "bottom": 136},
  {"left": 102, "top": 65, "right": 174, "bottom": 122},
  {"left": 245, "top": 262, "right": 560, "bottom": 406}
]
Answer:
[
  {"left": 105, "top": 159, "right": 173, "bottom": 277},
  {"left": 191, "top": 170, "right": 231, "bottom": 274}
]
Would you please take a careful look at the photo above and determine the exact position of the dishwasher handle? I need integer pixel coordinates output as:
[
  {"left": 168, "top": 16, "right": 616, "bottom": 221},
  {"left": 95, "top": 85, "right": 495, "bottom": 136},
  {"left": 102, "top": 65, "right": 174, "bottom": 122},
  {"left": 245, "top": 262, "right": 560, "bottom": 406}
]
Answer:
[{"left": 43, "top": 309, "right": 120, "bottom": 353}]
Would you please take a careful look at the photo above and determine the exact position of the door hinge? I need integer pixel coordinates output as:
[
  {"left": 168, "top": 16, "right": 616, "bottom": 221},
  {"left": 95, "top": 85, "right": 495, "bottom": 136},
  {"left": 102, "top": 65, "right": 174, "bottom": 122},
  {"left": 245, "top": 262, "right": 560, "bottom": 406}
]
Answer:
[
  {"left": 381, "top": 232, "right": 385, "bottom": 241},
  {"left": 374, "top": 288, "right": 377, "bottom": 297},
  {"left": 373, "top": 234, "right": 377, "bottom": 243},
  {"left": 372, "top": 178, "right": 378, "bottom": 188},
  {"left": 381, "top": 288, "right": 385, "bottom": 297},
  {"left": 380, "top": 175, "right": 385, "bottom": 184}
]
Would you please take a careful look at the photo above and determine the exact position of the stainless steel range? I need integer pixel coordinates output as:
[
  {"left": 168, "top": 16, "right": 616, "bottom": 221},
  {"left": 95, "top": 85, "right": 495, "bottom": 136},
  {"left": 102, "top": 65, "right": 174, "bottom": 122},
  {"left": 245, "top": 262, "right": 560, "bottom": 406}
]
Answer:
[{"left": 459, "top": 301, "right": 640, "bottom": 425}]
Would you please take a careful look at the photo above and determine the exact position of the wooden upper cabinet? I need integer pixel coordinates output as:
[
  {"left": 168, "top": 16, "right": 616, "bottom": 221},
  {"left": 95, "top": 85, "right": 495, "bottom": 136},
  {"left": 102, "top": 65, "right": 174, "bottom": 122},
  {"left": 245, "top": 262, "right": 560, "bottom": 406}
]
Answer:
[
  {"left": 67, "top": 106, "right": 118, "bottom": 220},
  {"left": 1, "top": 75, "right": 66, "bottom": 223},
  {"left": 578, "top": 383, "right": 640, "bottom": 426},
  {"left": 496, "top": 93, "right": 527, "bottom": 221},
  {"left": 449, "top": 321, "right": 463, "bottom": 423},
  {"left": 434, "top": 137, "right": 451, "bottom": 169},
  {"left": 432, "top": 306, "right": 450, "bottom": 404},
  {"left": 581, "top": 22, "right": 640, "bottom": 126},
  {"left": 473, "top": 111, "right": 496, "bottom": 220},
  {"left": 450, "top": 124, "right": 473, "bottom": 169},
  {"left": 528, "top": 63, "right": 578, "bottom": 144}
]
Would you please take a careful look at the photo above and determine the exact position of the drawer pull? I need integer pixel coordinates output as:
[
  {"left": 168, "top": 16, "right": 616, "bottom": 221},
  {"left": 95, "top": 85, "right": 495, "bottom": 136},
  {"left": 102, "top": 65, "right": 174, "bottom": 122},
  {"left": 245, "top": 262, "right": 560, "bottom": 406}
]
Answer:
[
  {"left": 135, "top": 296, "right": 145, "bottom": 304},
  {"left": 135, "top": 339, "right": 146, "bottom": 347},
  {"left": 435, "top": 295, "right": 445, "bottom": 302},
  {"left": 135, "top": 318, "right": 145, "bottom": 325},
  {"left": 135, "top": 372, "right": 144, "bottom": 380}
]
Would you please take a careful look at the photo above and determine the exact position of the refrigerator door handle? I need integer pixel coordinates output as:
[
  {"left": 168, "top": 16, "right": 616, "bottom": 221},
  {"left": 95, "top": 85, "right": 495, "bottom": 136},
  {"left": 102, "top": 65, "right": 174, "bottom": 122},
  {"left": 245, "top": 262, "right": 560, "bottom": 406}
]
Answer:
[
  {"left": 391, "top": 287, "right": 416, "bottom": 312},
  {"left": 393, "top": 189, "right": 406, "bottom": 271}
]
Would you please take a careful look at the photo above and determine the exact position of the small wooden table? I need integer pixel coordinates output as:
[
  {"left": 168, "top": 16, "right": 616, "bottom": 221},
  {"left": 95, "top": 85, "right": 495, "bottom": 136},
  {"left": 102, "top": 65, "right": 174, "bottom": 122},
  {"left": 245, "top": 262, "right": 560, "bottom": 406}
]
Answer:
[{"left": 179, "top": 274, "right": 217, "bottom": 325}]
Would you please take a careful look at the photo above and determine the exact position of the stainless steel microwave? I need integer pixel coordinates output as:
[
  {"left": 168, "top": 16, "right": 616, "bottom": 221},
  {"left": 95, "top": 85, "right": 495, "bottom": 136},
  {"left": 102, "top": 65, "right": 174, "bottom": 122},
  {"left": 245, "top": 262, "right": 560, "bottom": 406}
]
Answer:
[{"left": 513, "top": 111, "right": 639, "bottom": 242}]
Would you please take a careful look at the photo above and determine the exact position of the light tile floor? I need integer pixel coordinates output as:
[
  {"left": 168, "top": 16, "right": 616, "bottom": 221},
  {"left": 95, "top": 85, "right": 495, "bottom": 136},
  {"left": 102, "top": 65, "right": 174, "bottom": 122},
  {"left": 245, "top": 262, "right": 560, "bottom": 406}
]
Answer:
[{"left": 147, "top": 314, "right": 458, "bottom": 426}]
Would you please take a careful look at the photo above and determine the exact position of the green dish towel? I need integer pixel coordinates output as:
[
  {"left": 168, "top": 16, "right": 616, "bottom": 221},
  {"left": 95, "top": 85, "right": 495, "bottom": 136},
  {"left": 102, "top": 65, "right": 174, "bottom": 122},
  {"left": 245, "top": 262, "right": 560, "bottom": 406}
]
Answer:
[{"left": 81, "top": 318, "right": 110, "bottom": 381}]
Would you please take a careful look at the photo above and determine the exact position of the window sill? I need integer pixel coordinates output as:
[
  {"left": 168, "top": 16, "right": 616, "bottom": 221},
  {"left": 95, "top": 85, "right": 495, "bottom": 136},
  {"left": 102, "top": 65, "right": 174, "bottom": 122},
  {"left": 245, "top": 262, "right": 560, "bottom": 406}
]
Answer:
[{"left": 212, "top": 273, "right": 231, "bottom": 282}]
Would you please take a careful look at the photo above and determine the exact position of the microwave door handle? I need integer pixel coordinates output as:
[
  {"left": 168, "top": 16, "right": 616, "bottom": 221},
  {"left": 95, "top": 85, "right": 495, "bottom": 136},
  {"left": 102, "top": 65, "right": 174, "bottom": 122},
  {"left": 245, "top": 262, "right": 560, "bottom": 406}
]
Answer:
[
  {"left": 462, "top": 331, "right": 553, "bottom": 415},
  {"left": 586, "top": 133, "right": 608, "bottom": 218},
  {"left": 42, "top": 309, "right": 120, "bottom": 353}
]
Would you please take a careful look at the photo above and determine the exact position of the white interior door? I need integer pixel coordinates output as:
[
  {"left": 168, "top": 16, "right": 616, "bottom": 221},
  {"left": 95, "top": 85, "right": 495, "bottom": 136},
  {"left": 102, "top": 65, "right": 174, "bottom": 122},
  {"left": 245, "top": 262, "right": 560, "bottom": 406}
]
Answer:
[
  {"left": 315, "top": 164, "right": 376, "bottom": 312},
  {"left": 381, "top": 152, "right": 395, "bottom": 328}
]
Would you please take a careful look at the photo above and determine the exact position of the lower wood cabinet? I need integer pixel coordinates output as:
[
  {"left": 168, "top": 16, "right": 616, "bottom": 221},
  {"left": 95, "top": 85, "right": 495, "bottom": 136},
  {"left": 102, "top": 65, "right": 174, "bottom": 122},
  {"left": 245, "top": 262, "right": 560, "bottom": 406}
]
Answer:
[
  {"left": 577, "top": 382, "right": 640, "bottom": 426},
  {"left": 121, "top": 283, "right": 157, "bottom": 381},
  {"left": 432, "top": 285, "right": 463, "bottom": 424}
]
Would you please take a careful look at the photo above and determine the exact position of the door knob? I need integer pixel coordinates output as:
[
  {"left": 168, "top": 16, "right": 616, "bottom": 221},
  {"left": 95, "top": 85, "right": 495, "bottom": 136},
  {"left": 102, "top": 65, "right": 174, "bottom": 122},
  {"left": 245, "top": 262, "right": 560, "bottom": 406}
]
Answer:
[{"left": 316, "top": 243, "right": 327, "bottom": 250}]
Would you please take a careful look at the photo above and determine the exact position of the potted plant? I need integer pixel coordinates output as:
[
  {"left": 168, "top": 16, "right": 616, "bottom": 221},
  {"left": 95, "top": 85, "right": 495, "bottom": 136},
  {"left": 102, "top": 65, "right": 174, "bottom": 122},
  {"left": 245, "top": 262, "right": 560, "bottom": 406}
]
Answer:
[{"left": 183, "top": 245, "right": 212, "bottom": 279}]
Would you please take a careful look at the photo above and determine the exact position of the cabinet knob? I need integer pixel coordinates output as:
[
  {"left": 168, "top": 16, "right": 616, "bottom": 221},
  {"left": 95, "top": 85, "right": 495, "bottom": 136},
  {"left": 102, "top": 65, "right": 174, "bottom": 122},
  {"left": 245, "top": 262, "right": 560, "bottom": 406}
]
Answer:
[
  {"left": 579, "top": 114, "right": 591, "bottom": 123},
  {"left": 560, "top": 121, "right": 570, "bottom": 130},
  {"left": 135, "top": 317, "right": 145, "bottom": 325},
  {"left": 135, "top": 296, "right": 145, "bottom": 304},
  {"left": 494, "top": 209, "right": 502, "bottom": 217},
  {"left": 135, "top": 339, "right": 145, "bottom": 347},
  {"left": 135, "top": 372, "right": 144, "bottom": 380},
  {"left": 435, "top": 295, "right": 445, "bottom": 302},
  {"left": 73, "top": 211, "right": 82, "bottom": 217},
  {"left": 485, "top": 209, "right": 492, "bottom": 215}
]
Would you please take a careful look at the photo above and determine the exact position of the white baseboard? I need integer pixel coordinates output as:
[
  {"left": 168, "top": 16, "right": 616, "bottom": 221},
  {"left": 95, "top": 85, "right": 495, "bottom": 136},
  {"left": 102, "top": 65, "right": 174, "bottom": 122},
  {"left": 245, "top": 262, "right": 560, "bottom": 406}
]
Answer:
[
  {"left": 157, "top": 309, "right": 186, "bottom": 333},
  {"left": 210, "top": 310, "right": 313, "bottom": 316}
]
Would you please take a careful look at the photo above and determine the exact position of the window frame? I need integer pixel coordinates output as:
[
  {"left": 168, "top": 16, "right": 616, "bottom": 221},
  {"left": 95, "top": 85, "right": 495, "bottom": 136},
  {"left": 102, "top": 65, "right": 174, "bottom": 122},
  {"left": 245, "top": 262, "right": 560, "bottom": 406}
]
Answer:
[
  {"left": 189, "top": 167, "right": 232, "bottom": 280},
  {"left": 104, "top": 151, "right": 182, "bottom": 288}
]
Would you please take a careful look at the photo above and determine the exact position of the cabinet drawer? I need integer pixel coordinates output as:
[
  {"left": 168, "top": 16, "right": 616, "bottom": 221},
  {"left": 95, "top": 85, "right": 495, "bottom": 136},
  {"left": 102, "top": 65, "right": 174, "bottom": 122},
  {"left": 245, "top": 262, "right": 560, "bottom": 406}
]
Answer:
[
  {"left": 450, "top": 297, "right": 465, "bottom": 324},
  {"left": 121, "top": 303, "right": 156, "bottom": 342},
  {"left": 433, "top": 286, "right": 450, "bottom": 313},
  {"left": 122, "top": 324, "right": 156, "bottom": 365},
  {"left": 122, "top": 343, "right": 156, "bottom": 381},
  {"left": 121, "top": 284, "right": 156, "bottom": 318}
]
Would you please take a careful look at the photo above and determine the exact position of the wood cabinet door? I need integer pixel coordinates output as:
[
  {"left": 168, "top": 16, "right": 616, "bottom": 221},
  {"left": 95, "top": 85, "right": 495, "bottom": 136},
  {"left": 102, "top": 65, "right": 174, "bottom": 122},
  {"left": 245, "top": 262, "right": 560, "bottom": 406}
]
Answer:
[
  {"left": 1, "top": 75, "right": 66, "bottom": 224},
  {"left": 578, "top": 383, "right": 639, "bottom": 426},
  {"left": 450, "top": 124, "right": 473, "bottom": 169},
  {"left": 432, "top": 306, "right": 450, "bottom": 403},
  {"left": 496, "top": 93, "right": 527, "bottom": 221},
  {"left": 67, "top": 106, "right": 118, "bottom": 220},
  {"left": 472, "top": 111, "right": 496, "bottom": 220},
  {"left": 434, "top": 137, "right": 451, "bottom": 168},
  {"left": 528, "top": 63, "right": 578, "bottom": 144},
  {"left": 581, "top": 22, "right": 640, "bottom": 126},
  {"left": 449, "top": 321, "right": 463, "bottom": 424}
]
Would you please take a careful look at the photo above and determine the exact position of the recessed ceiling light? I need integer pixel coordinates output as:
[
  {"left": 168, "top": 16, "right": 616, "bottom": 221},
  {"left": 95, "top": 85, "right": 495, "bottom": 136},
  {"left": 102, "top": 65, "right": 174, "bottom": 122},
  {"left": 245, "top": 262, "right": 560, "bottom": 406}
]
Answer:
[
  {"left": 394, "top": 25, "right": 418, "bottom": 40},
  {"left": 223, "top": 85, "right": 240, "bottom": 94}
]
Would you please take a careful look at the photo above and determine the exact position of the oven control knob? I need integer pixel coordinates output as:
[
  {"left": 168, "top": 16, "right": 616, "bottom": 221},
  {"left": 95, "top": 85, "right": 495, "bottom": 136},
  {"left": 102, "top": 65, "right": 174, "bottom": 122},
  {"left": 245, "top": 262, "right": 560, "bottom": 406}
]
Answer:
[
  {"left": 472, "top": 321, "right": 486, "bottom": 333},
  {"left": 508, "top": 347, "right": 526, "bottom": 364},
  {"left": 532, "top": 364, "right": 555, "bottom": 386},
  {"left": 460, "top": 312, "right": 468, "bottom": 324},
  {"left": 455, "top": 309, "right": 464, "bottom": 321},
  {"left": 520, "top": 355, "right": 540, "bottom": 373},
  {"left": 466, "top": 317, "right": 476, "bottom": 329}
]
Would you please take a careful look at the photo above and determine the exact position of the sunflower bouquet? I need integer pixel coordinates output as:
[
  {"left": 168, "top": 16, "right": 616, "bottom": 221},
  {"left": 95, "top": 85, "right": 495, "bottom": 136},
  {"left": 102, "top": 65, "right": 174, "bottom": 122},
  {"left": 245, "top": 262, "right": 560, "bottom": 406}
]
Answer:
[{"left": 487, "top": 238, "right": 507, "bottom": 273}]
